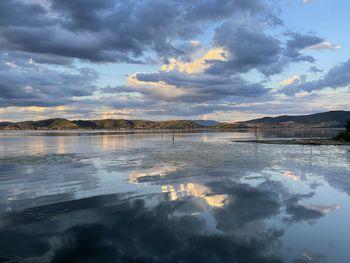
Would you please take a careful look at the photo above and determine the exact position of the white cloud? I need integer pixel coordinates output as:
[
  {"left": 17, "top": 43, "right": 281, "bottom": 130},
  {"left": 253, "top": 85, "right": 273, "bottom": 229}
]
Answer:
[
  {"left": 279, "top": 75, "right": 301, "bottom": 86},
  {"left": 160, "top": 47, "right": 227, "bottom": 74},
  {"left": 306, "top": 41, "right": 341, "bottom": 50}
]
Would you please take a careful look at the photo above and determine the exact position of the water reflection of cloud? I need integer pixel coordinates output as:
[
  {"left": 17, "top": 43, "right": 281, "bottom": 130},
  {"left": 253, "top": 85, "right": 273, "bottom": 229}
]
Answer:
[
  {"left": 322, "top": 168, "right": 350, "bottom": 197},
  {"left": 128, "top": 165, "right": 178, "bottom": 183},
  {"left": 0, "top": 195, "right": 284, "bottom": 263},
  {"left": 301, "top": 204, "right": 340, "bottom": 214},
  {"left": 285, "top": 193, "right": 339, "bottom": 222},
  {"left": 293, "top": 250, "right": 327, "bottom": 263},
  {"left": 0, "top": 154, "right": 99, "bottom": 212},
  {"left": 210, "top": 181, "right": 281, "bottom": 232},
  {"left": 1, "top": 132, "right": 349, "bottom": 262},
  {"left": 129, "top": 166, "right": 228, "bottom": 208},
  {"left": 161, "top": 183, "right": 228, "bottom": 208},
  {"left": 282, "top": 170, "right": 300, "bottom": 181}
]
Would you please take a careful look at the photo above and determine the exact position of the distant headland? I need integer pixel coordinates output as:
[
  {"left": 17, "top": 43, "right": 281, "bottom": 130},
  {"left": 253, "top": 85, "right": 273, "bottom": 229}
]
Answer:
[{"left": 1, "top": 110, "right": 350, "bottom": 130}]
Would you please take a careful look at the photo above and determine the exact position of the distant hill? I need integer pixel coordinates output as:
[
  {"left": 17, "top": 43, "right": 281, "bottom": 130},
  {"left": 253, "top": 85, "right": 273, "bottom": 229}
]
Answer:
[
  {"left": 192, "top": 120, "right": 220, "bottom": 126},
  {"left": 1, "top": 111, "right": 349, "bottom": 130},
  {"left": 0, "top": 119, "right": 204, "bottom": 130},
  {"left": 0, "top": 122, "right": 13, "bottom": 127},
  {"left": 241, "top": 111, "right": 350, "bottom": 128}
]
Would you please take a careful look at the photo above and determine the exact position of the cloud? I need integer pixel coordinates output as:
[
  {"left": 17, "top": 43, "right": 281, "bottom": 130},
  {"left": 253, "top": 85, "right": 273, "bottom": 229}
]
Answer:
[
  {"left": 0, "top": 0, "right": 50, "bottom": 27},
  {"left": 306, "top": 41, "right": 341, "bottom": 50},
  {"left": 99, "top": 76, "right": 271, "bottom": 118},
  {"left": 0, "top": 0, "right": 346, "bottom": 120},
  {"left": 0, "top": 0, "right": 281, "bottom": 64},
  {"left": 282, "top": 59, "right": 350, "bottom": 95},
  {"left": 108, "top": 70, "right": 270, "bottom": 104},
  {"left": 94, "top": 28, "right": 330, "bottom": 119},
  {"left": 206, "top": 25, "right": 325, "bottom": 77},
  {"left": 308, "top": 66, "right": 323, "bottom": 73},
  {"left": 279, "top": 75, "right": 302, "bottom": 87},
  {"left": 208, "top": 18, "right": 282, "bottom": 76},
  {"left": 160, "top": 47, "right": 227, "bottom": 74},
  {"left": 284, "top": 32, "right": 323, "bottom": 63},
  {"left": 0, "top": 57, "right": 98, "bottom": 107},
  {"left": 0, "top": 193, "right": 284, "bottom": 263},
  {"left": 3, "top": 50, "right": 74, "bottom": 66}
]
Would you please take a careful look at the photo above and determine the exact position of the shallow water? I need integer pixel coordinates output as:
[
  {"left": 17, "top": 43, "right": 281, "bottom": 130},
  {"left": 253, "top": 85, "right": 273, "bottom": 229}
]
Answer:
[{"left": 0, "top": 129, "right": 349, "bottom": 263}]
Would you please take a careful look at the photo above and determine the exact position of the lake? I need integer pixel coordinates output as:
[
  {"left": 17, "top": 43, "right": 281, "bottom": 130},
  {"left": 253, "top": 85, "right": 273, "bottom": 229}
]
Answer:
[{"left": 0, "top": 129, "right": 349, "bottom": 263}]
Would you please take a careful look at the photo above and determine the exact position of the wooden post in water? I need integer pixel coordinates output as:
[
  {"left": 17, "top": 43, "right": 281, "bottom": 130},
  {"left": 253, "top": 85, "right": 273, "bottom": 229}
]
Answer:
[
  {"left": 302, "top": 124, "right": 304, "bottom": 139},
  {"left": 254, "top": 124, "right": 258, "bottom": 141}
]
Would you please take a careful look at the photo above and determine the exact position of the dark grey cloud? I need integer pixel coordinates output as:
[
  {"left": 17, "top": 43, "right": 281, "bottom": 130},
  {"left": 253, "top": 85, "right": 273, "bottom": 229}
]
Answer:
[
  {"left": 2, "top": 50, "right": 74, "bottom": 66},
  {"left": 284, "top": 32, "right": 323, "bottom": 63},
  {"left": 0, "top": 0, "right": 50, "bottom": 27},
  {"left": 282, "top": 59, "right": 350, "bottom": 95},
  {"left": 309, "top": 66, "right": 323, "bottom": 73},
  {"left": 95, "top": 88, "right": 232, "bottom": 117},
  {"left": 207, "top": 21, "right": 324, "bottom": 76},
  {"left": 209, "top": 20, "right": 282, "bottom": 75},
  {"left": 0, "top": 59, "right": 98, "bottom": 107},
  {"left": 50, "top": 0, "right": 115, "bottom": 32},
  {"left": 0, "top": 0, "right": 339, "bottom": 119},
  {"left": 98, "top": 67, "right": 273, "bottom": 117},
  {"left": 133, "top": 71, "right": 269, "bottom": 102},
  {"left": 0, "top": 27, "right": 145, "bottom": 64},
  {"left": 0, "top": 0, "right": 281, "bottom": 64},
  {"left": 207, "top": 21, "right": 324, "bottom": 77}
]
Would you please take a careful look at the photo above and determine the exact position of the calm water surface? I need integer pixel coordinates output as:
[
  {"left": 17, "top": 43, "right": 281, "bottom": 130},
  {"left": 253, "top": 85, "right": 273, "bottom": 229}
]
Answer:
[{"left": 0, "top": 129, "right": 349, "bottom": 263}]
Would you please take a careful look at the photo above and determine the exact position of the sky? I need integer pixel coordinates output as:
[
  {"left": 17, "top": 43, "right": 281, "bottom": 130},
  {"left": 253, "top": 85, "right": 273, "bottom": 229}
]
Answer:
[{"left": 0, "top": 0, "right": 350, "bottom": 122}]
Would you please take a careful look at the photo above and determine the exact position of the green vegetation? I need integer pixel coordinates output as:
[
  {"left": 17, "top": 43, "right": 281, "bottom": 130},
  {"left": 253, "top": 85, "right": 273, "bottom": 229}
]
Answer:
[
  {"left": 214, "top": 123, "right": 247, "bottom": 129},
  {"left": 0, "top": 118, "right": 204, "bottom": 130},
  {"left": 13, "top": 118, "right": 78, "bottom": 130},
  {"left": 335, "top": 120, "right": 350, "bottom": 142},
  {"left": 154, "top": 120, "right": 202, "bottom": 129}
]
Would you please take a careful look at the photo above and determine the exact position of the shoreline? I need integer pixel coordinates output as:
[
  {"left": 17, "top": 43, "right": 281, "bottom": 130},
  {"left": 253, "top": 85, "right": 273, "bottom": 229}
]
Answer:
[{"left": 233, "top": 139, "right": 350, "bottom": 146}]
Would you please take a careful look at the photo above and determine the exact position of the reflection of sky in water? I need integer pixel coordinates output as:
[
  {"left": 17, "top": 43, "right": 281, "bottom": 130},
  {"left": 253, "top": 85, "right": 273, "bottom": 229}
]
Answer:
[{"left": 0, "top": 130, "right": 349, "bottom": 262}]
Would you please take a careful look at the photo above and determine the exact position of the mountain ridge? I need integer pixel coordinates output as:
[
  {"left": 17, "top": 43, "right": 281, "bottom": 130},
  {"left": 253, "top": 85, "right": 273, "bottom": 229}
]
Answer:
[
  {"left": 240, "top": 110, "right": 350, "bottom": 127},
  {"left": 1, "top": 111, "right": 350, "bottom": 130},
  {"left": 0, "top": 119, "right": 207, "bottom": 130}
]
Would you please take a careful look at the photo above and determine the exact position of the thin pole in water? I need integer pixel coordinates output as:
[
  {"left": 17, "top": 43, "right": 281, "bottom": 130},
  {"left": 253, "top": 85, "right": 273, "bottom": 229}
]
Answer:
[{"left": 302, "top": 125, "right": 304, "bottom": 139}]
